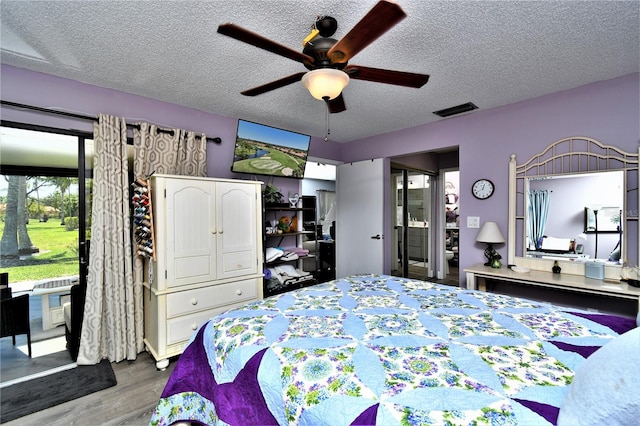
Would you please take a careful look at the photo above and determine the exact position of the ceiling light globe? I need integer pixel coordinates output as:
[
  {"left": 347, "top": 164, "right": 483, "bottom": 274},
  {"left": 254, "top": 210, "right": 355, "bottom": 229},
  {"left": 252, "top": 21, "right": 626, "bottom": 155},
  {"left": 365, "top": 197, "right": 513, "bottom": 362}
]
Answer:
[{"left": 301, "top": 69, "right": 350, "bottom": 101}]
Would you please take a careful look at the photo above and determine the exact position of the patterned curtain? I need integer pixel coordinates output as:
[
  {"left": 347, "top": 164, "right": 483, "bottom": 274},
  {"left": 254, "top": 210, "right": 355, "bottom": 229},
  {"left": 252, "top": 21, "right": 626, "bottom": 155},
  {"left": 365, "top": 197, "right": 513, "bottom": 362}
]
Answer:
[
  {"left": 527, "top": 189, "right": 551, "bottom": 250},
  {"left": 77, "top": 114, "right": 136, "bottom": 365},
  {"left": 133, "top": 122, "right": 207, "bottom": 177}
]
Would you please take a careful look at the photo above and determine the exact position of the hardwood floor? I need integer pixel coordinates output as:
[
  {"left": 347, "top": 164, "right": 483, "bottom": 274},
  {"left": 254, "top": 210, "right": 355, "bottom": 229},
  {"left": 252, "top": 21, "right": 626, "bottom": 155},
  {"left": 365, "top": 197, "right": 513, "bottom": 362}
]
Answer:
[
  {"left": 393, "top": 263, "right": 460, "bottom": 286},
  {"left": 1, "top": 293, "right": 179, "bottom": 425},
  {"left": 3, "top": 351, "right": 176, "bottom": 426},
  {"left": 0, "top": 335, "right": 71, "bottom": 382},
  {"left": 1, "top": 295, "right": 72, "bottom": 383}
]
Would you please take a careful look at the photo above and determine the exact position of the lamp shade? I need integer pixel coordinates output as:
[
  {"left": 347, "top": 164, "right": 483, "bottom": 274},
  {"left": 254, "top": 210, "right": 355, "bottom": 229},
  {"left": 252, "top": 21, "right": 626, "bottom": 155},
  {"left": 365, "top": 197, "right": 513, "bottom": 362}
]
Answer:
[
  {"left": 476, "top": 221, "right": 505, "bottom": 244},
  {"left": 589, "top": 204, "right": 604, "bottom": 211},
  {"left": 301, "top": 69, "right": 350, "bottom": 100}
]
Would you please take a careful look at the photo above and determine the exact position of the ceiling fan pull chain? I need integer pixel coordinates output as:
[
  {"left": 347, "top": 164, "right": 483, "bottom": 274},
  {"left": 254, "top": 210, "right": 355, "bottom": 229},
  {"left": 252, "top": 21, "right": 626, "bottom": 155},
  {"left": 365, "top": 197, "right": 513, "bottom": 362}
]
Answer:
[{"left": 323, "top": 96, "right": 330, "bottom": 142}]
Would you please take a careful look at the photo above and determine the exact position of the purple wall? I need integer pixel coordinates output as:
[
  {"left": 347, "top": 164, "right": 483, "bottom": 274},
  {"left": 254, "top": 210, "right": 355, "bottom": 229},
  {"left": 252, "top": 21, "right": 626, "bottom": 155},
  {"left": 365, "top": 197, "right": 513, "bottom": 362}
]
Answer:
[
  {"left": 342, "top": 73, "right": 639, "bottom": 278},
  {"left": 2, "top": 64, "right": 638, "bottom": 283}
]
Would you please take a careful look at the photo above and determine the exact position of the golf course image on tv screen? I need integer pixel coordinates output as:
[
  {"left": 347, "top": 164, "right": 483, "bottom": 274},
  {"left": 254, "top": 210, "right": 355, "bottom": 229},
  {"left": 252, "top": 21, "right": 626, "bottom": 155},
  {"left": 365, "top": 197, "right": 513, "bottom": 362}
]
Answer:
[{"left": 231, "top": 119, "right": 311, "bottom": 178}]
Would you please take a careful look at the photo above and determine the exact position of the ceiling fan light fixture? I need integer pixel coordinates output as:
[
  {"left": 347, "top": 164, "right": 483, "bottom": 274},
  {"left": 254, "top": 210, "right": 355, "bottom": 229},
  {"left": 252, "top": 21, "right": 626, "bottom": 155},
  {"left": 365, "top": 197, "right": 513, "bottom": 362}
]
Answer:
[{"left": 301, "top": 69, "right": 350, "bottom": 101}]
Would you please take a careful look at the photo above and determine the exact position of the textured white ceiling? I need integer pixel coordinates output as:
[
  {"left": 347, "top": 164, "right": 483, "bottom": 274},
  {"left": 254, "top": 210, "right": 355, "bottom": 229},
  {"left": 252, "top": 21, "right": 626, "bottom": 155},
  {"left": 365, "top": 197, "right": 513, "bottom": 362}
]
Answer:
[{"left": 1, "top": 1, "right": 638, "bottom": 143}]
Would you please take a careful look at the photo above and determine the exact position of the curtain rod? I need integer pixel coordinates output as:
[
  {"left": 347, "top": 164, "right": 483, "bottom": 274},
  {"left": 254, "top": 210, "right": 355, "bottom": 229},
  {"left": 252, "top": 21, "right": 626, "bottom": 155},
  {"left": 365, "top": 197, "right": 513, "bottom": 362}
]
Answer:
[{"left": 0, "top": 100, "right": 222, "bottom": 144}]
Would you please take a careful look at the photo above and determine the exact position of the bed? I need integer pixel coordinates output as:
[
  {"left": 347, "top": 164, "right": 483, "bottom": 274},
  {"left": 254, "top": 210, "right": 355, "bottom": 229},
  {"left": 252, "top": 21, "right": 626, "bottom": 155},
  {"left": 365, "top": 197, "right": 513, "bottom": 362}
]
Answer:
[{"left": 150, "top": 274, "right": 638, "bottom": 425}]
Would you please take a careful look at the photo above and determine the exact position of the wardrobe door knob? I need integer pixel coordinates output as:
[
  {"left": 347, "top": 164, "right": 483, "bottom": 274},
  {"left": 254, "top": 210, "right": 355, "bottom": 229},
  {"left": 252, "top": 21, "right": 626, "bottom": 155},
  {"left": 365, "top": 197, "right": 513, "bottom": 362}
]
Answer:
[{"left": 211, "top": 229, "right": 217, "bottom": 234}]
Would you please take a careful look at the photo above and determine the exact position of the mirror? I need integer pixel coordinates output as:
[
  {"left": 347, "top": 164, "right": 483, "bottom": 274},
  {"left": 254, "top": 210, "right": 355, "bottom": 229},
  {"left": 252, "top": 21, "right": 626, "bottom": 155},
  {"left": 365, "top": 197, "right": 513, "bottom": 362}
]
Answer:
[
  {"left": 525, "top": 171, "right": 624, "bottom": 261},
  {"left": 508, "top": 136, "right": 639, "bottom": 272},
  {"left": 391, "top": 171, "right": 433, "bottom": 280}
]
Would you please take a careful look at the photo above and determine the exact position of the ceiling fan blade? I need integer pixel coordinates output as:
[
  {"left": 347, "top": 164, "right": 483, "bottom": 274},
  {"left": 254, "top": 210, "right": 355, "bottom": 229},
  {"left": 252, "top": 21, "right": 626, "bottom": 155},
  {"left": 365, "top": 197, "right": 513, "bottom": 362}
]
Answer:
[
  {"left": 218, "top": 23, "right": 315, "bottom": 64},
  {"left": 241, "top": 72, "right": 306, "bottom": 96},
  {"left": 327, "top": 94, "right": 346, "bottom": 113},
  {"left": 327, "top": 0, "right": 406, "bottom": 64},
  {"left": 345, "top": 65, "right": 429, "bottom": 88}
]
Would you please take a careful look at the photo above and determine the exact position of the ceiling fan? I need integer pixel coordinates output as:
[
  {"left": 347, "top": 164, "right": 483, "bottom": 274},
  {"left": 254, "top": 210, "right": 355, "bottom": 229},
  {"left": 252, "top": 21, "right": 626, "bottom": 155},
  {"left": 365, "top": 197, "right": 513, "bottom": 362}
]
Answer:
[{"left": 217, "top": 0, "right": 429, "bottom": 113}]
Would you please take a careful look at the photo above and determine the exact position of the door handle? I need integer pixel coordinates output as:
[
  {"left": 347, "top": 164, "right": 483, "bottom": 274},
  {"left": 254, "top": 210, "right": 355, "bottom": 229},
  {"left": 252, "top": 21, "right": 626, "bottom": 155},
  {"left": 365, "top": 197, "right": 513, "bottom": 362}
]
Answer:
[
  {"left": 370, "top": 234, "right": 382, "bottom": 240},
  {"left": 79, "top": 241, "right": 88, "bottom": 265}
]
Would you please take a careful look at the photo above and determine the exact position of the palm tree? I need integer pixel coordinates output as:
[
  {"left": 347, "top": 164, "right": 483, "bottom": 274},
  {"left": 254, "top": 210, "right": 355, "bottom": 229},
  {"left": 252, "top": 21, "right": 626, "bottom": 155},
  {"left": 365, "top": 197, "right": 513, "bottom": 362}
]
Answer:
[
  {"left": 0, "top": 176, "right": 20, "bottom": 258},
  {"left": 0, "top": 175, "right": 36, "bottom": 258},
  {"left": 30, "top": 176, "right": 45, "bottom": 221},
  {"left": 50, "top": 177, "right": 73, "bottom": 225},
  {"left": 17, "top": 176, "right": 35, "bottom": 253}
]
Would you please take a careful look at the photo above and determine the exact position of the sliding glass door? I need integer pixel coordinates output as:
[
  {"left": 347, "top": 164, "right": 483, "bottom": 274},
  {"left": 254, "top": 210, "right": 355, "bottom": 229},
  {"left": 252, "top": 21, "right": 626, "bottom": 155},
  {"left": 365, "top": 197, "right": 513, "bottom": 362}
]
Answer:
[
  {"left": 391, "top": 168, "right": 433, "bottom": 280},
  {"left": 0, "top": 124, "right": 92, "bottom": 336}
]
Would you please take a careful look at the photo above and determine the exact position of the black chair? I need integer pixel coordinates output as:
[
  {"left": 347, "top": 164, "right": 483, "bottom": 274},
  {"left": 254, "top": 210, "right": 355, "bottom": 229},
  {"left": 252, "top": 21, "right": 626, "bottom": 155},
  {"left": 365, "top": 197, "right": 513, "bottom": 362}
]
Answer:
[
  {"left": 0, "top": 272, "right": 9, "bottom": 299},
  {"left": 0, "top": 274, "right": 32, "bottom": 357}
]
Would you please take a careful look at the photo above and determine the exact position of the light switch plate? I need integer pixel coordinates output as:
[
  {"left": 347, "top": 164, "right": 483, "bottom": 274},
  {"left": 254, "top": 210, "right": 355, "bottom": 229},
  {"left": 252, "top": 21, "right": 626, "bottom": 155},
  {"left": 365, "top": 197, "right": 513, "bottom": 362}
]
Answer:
[{"left": 467, "top": 216, "right": 480, "bottom": 228}]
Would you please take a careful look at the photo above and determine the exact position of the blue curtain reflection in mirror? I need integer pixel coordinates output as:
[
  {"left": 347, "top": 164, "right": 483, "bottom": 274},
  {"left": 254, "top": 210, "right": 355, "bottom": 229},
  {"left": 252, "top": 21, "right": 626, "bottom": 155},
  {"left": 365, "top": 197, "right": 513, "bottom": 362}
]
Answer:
[{"left": 527, "top": 189, "right": 551, "bottom": 250}]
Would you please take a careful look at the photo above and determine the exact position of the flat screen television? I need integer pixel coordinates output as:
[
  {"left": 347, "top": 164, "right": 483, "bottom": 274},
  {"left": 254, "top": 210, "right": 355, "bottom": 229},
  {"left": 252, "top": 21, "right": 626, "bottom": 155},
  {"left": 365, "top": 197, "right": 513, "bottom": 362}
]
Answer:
[{"left": 231, "top": 119, "right": 311, "bottom": 179}]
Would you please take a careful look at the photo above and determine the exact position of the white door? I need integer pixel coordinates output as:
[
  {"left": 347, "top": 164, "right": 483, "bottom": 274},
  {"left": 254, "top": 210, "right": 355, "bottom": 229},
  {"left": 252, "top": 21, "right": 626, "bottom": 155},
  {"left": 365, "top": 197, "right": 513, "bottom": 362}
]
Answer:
[
  {"left": 216, "top": 182, "right": 260, "bottom": 279},
  {"left": 165, "top": 178, "right": 217, "bottom": 287},
  {"left": 336, "top": 158, "right": 385, "bottom": 277}
]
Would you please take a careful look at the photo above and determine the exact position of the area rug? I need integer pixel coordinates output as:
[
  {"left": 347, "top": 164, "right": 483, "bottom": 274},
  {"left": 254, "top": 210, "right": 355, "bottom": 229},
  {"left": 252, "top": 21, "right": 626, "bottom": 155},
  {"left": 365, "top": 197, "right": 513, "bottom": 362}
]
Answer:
[{"left": 0, "top": 359, "right": 116, "bottom": 423}]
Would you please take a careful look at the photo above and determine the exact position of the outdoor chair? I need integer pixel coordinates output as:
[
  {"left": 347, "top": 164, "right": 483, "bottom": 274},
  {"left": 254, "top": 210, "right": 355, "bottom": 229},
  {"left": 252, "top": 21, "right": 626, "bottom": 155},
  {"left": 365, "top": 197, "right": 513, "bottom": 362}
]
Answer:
[
  {"left": 0, "top": 281, "right": 32, "bottom": 358},
  {"left": 0, "top": 272, "right": 9, "bottom": 299}
]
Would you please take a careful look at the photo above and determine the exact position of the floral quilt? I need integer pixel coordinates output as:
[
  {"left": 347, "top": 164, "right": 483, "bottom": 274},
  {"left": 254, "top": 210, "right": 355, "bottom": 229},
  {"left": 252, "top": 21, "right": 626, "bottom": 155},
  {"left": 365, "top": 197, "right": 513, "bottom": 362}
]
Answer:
[{"left": 150, "top": 274, "right": 636, "bottom": 425}]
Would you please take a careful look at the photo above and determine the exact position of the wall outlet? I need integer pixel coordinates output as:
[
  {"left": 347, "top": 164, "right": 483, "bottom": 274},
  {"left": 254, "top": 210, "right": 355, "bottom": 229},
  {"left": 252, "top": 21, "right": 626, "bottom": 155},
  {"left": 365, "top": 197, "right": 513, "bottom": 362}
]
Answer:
[{"left": 467, "top": 216, "right": 480, "bottom": 228}]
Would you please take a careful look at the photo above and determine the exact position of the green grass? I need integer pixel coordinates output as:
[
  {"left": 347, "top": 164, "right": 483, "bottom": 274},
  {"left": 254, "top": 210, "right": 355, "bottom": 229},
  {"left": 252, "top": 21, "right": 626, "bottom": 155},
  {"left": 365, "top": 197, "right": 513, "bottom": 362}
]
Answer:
[
  {"left": 233, "top": 143, "right": 307, "bottom": 177},
  {"left": 0, "top": 219, "right": 79, "bottom": 282}
]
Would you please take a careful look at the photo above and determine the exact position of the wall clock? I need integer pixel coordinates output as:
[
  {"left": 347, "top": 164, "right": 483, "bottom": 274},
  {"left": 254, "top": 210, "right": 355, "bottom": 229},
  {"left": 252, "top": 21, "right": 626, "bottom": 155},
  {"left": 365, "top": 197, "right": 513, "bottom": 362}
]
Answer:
[{"left": 472, "top": 179, "right": 495, "bottom": 199}]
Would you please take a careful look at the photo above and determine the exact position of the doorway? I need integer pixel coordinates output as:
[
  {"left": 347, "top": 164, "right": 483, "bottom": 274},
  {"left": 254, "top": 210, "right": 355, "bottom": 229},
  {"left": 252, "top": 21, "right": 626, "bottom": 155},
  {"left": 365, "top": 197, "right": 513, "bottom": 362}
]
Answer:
[
  {"left": 391, "top": 169, "right": 433, "bottom": 280},
  {"left": 0, "top": 124, "right": 93, "bottom": 382}
]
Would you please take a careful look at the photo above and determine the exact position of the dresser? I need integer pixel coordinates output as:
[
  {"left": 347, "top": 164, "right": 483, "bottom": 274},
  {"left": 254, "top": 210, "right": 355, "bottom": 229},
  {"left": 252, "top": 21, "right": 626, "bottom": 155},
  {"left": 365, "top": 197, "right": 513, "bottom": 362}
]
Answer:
[
  {"left": 464, "top": 263, "right": 640, "bottom": 317},
  {"left": 143, "top": 175, "right": 263, "bottom": 369}
]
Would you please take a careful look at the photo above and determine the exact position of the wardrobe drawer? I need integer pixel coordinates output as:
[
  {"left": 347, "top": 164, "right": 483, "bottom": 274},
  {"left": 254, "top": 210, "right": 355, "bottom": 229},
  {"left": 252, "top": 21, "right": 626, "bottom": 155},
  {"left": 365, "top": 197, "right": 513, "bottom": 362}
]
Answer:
[
  {"left": 166, "top": 308, "right": 219, "bottom": 345},
  {"left": 166, "top": 278, "right": 259, "bottom": 318}
]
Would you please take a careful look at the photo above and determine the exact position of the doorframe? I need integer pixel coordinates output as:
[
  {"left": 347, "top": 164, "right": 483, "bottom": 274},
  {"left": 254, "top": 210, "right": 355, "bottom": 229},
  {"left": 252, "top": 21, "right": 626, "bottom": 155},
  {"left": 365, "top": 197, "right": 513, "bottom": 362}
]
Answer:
[
  {"left": 390, "top": 169, "right": 410, "bottom": 277},
  {"left": 440, "top": 167, "right": 460, "bottom": 281},
  {"left": 389, "top": 166, "right": 436, "bottom": 279}
]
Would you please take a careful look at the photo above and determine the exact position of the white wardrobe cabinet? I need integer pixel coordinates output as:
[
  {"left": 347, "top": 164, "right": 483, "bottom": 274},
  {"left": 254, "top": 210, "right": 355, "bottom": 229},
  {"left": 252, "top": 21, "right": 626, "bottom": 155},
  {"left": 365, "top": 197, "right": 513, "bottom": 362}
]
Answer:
[{"left": 143, "top": 175, "right": 263, "bottom": 369}]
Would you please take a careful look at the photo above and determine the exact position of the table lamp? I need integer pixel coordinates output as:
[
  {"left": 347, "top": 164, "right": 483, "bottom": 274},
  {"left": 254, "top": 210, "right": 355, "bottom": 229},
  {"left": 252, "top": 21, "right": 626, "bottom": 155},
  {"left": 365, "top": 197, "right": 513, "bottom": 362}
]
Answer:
[{"left": 476, "top": 221, "right": 505, "bottom": 267}]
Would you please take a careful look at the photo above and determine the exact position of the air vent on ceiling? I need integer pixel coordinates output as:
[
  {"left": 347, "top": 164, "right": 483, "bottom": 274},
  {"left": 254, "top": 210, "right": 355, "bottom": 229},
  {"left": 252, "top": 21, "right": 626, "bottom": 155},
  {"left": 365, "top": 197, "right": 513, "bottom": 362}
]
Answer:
[{"left": 433, "top": 102, "right": 478, "bottom": 118}]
